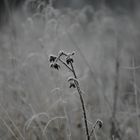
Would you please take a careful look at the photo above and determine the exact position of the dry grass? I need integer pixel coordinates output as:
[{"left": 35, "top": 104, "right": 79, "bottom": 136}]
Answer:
[{"left": 0, "top": 1, "right": 140, "bottom": 140}]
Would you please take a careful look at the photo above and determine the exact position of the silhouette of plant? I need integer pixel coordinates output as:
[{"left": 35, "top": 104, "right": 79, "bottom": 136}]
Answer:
[{"left": 49, "top": 50, "right": 103, "bottom": 140}]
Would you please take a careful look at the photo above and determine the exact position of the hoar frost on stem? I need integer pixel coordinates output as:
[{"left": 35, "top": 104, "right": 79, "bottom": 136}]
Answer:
[{"left": 49, "top": 50, "right": 103, "bottom": 140}]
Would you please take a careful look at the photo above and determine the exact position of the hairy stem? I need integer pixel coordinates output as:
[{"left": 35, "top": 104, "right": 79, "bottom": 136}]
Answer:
[
  {"left": 70, "top": 62, "right": 90, "bottom": 140},
  {"left": 57, "top": 54, "right": 90, "bottom": 140}
]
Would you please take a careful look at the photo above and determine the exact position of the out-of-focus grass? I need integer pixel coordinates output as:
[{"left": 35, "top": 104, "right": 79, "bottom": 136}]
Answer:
[{"left": 0, "top": 1, "right": 140, "bottom": 140}]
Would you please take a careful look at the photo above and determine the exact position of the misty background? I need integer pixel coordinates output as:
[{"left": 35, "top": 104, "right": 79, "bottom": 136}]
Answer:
[{"left": 0, "top": 0, "right": 140, "bottom": 140}]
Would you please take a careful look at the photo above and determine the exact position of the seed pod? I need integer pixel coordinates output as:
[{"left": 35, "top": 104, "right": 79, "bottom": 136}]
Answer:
[
  {"left": 69, "top": 82, "right": 76, "bottom": 88},
  {"left": 97, "top": 120, "right": 103, "bottom": 129},
  {"left": 49, "top": 55, "right": 57, "bottom": 62},
  {"left": 50, "top": 63, "right": 54, "bottom": 68},
  {"left": 53, "top": 63, "right": 60, "bottom": 70},
  {"left": 66, "top": 57, "right": 74, "bottom": 65}
]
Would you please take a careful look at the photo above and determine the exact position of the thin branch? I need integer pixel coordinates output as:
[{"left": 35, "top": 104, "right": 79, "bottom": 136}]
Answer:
[
  {"left": 89, "top": 119, "right": 103, "bottom": 140},
  {"left": 89, "top": 121, "right": 98, "bottom": 137},
  {"left": 69, "top": 62, "right": 90, "bottom": 140}
]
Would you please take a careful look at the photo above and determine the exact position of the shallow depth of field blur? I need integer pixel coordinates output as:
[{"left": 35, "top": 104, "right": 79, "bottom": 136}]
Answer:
[{"left": 0, "top": 0, "right": 140, "bottom": 140}]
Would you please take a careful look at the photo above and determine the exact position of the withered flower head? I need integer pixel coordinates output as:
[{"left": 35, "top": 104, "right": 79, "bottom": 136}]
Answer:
[
  {"left": 69, "top": 82, "right": 76, "bottom": 88},
  {"left": 53, "top": 63, "right": 60, "bottom": 70},
  {"left": 50, "top": 63, "right": 54, "bottom": 68},
  {"left": 49, "top": 55, "right": 57, "bottom": 63},
  {"left": 97, "top": 119, "right": 103, "bottom": 129},
  {"left": 66, "top": 56, "right": 74, "bottom": 65},
  {"left": 50, "top": 63, "right": 60, "bottom": 70}
]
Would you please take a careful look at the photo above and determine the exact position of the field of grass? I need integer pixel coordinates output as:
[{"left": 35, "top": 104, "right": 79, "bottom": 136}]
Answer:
[{"left": 0, "top": 1, "right": 140, "bottom": 140}]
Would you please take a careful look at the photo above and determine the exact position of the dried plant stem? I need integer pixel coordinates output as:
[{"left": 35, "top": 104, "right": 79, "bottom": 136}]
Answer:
[
  {"left": 89, "top": 120, "right": 98, "bottom": 137},
  {"left": 69, "top": 62, "right": 90, "bottom": 140},
  {"left": 50, "top": 52, "right": 102, "bottom": 140},
  {"left": 75, "top": 82, "right": 90, "bottom": 140},
  {"left": 0, "top": 117, "right": 20, "bottom": 140},
  {"left": 0, "top": 104, "right": 25, "bottom": 140},
  {"left": 57, "top": 57, "right": 90, "bottom": 140},
  {"left": 110, "top": 38, "right": 121, "bottom": 140},
  {"left": 132, "top": 57, "right": 140, "bottom": 138}
]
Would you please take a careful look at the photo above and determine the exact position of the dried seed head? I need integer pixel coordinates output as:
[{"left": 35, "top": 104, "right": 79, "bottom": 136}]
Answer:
[
  {"left": 53, "top": 63, "right": 60, "bottom": 70},
  {"left": 69, "top": 82, "right": 76, "bottom": 88},
  {"left": 97, "top": 119, "right": 103, "bottom": 129},
  {"left": 50, "top": 63, "right": 54, "bottom": 68},
  {"left": 66, "top": 57, "right": 74, "bottom": 65},
  {"left": 49, "top": 55, "right": 57, "bottom": 62},
  {"left": 68, "top": 77, "right": 76, "bottom": 88},
  {"left": 50, "top": 63, "right": 60, "bottom": 70}
]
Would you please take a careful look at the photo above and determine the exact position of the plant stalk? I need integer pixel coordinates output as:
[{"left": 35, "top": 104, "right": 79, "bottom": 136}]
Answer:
[{"left": 70, "top": 62, "right": 90, "bottom": 140}]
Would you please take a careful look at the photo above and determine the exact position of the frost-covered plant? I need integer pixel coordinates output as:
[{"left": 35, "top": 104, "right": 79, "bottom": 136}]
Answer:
[{"left": 49, "top": 50, "right": 103, "bottom": 140}]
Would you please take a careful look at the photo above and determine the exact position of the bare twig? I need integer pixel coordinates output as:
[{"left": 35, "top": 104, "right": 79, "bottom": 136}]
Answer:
[{"left": 69, "top": 61, "right": 90, "bottom": 140}]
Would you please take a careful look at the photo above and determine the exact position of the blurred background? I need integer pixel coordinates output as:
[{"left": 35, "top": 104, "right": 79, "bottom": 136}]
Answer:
[{"left": 0, "top": 0, "right": 140, "bottom": 140}]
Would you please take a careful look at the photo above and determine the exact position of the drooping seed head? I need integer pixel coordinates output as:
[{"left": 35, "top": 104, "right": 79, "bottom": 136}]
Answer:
[
  {"left": 50, "top": 63, "right": 60, "bottom": 70},
  {"left": 66, "top": 56, "right": 74, "bottom": 65},
  {"left": 96, "top": 119, "right": 103, "bottom": 129},
  {"left": 69, "top": 82, "right": 76, "bottom": 88},
  {"left": 50, "top": 63, "right": 54, "bottom": 68},
  {"left": 49, "top": 55, "right": 57, "bottom": 62},
  {"left": 53, "top": 63, "right": 60, "bottom": 70}
]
